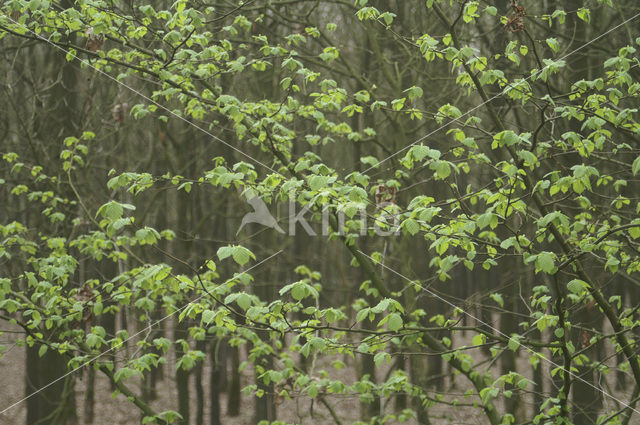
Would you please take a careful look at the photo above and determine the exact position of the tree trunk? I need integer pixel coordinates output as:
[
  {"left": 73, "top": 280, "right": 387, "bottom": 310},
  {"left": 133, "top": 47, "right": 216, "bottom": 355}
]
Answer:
[
  {"left": 84, "top": 367, "right": 95, "bottom": 424},
  {"left": 209, "top": 339, "right": 223, "bottom": 425},
  {"left": 227, "top": 344, "right": 241, "bottom": 417},
  {"left": 195, "top": 340, "right": 206, "bottom": 425},
  {"left": 175, "top": 318, "right": 191, "bottom": 425},
  {"left": 409, "top": 355, "right": 431, "bottom": 425}
]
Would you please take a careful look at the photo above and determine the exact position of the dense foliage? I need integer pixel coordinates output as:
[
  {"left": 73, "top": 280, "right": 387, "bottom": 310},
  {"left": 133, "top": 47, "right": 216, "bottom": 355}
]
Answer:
[{"left": 1, "top": 0, "right": 640, "bottom": 424}]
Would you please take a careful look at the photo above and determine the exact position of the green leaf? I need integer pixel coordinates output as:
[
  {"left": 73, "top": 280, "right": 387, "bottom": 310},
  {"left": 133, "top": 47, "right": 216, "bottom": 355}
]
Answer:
[
  {"left": 83, "top": 329, "right": 99, "bottom": 347},
  {"left": 114, "top": 367, "right": 138, "bottom": 382},
  {"left": 206, "top": 260, "right": 216, "bottom": 272},
  {"left": 291, "top": 282, "right": 307, "bottom": 300},
  {"left": 577, "top": 8, "right": 590, "bottom": 23},
  {"left": 477, "top": 212, "right": 494, "bottom": 229},
  {"left": 236, "top": 293, "right": 251, "bottom": 310},
  {"left": 629, "top": 224, "right": 640, "bottom": 239},
  {"left": 217, "top": 245, "right": 255, "bottom": 265},
  {"left": 546, "top": 38, "right": 559, "bottom": 53},
  {"left": 217, "top": 246, "right": 233, "bottom": 261},
  {"left": 402, "top": 218, "right": 419, "bottom": 236},
  {"left": 508, "top": 336, "right": 520, "bottom": 352},
  {"left": 432, "top": 161, "right": 451, "bottom": 179},
  {"left": 356, "top": 308, "right": 371, "bottom": 323},
  {"left": 404, "top": 86, "right": 423, "bottom": 101},
  {"left": 490, "top": 293, "right": 504, "bottom": 308},
  {"left": 202, "top": 309, "right": 215, "bottom": 324},
  {"left": 472, "top": 334, "right": 486, "bottom": 346},
  {"left": 632, "top": 156, "right": 640, "bottom": 175},
  {"left": 380, "top": 11, "right": 396, "bottom": 25},
  {"left": 280, "top": 77, "right": 292, "bottom": 90},
  {"left": 374, "top": 352, "right": 390, "bottom": 366},
  {"left": 566, "top": 279, "right": 589, "bottom": 294},
  {"left": 387, "top": 313, "right": 403, "bottom": 331},
  {"left": 231, "top": 246, "right": 255, "bottom": 266},
  {"left": 307, "top": 383, "right": 319, "bottom": 398},
  {"left": 536, "top": 252, "right": 556, "bottom": 274},
  {"left": 309, "top": 175, "right": 328, "bottom": 191},
  {"left": 139, "top": 5, "right": 155, "bottom": 16},
  {"left": 391, "top": 98, "right": 406, "bottom": 111},
  {"left": 605, "top": 256, "right": 620, "bottom": 273}
]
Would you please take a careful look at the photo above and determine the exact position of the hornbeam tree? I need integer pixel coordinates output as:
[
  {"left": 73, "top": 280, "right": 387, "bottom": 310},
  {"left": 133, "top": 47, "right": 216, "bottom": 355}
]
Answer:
[{"left": 1, "top": 1, "right": 640, "bottom": 424}]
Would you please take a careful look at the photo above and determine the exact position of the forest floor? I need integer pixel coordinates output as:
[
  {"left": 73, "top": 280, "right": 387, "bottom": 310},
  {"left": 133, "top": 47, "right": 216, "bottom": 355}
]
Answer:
[{"left": 0, "top": 318, "right": 633, "bottom": 425}]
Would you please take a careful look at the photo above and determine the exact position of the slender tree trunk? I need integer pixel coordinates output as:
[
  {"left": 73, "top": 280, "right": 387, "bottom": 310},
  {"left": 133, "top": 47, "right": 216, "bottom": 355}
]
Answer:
[
  {"left": 571, "top": 305, "right": 603, "bottom": 424},
  {"left": 358, "top": 330, "right": 381, "bottom": 420},
  {"left": 501, "top": 295, "right": 525, "bottom": 421},
  {"left": 210, "top": 339, "right": 222, "bottom": 425},
  {"left": 409, "top": 355, "right": 431, "bottom": 425},
  {"left": 253, "top": 335, "right": 276, "bottom": 422},
  {"left": 175, "top": 318, "right": 191, "bottom": 425},
  {"left": 227, "top": 344, "right": 241, "bottom": 417},
  {"left": 394, "top": 354, "right": 407, "bottom": 411},
  {"left": 84, "top": 367, "right": 95, "bottom": 424},
  {"left": 195, "top": 340, "right": 206, "bottom": 425}
]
